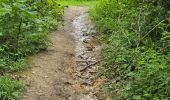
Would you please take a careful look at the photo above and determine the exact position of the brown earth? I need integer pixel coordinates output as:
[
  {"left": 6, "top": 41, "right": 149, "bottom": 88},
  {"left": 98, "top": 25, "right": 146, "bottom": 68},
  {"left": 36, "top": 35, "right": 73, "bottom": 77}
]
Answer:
[{"left": 20, "top": 6, "right": 109, "bottom": 100}]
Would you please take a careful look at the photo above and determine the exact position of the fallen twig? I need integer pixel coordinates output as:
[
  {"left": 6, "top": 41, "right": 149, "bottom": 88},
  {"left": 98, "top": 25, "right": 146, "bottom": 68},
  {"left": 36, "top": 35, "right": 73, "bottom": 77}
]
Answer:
[{"left": 80, "top": 61, "right": 99, "bottom": 72}]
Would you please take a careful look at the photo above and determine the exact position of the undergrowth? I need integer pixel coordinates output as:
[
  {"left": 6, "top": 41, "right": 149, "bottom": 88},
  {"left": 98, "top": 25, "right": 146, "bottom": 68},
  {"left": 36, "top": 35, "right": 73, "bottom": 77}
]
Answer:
[
  {"left": 0, "top": 76, "right": 25, "bottom": 100},
  {"left": 58, "top": 0, "right": 98, "bottom": 6},
  {"left": 0, "top": 0, "right": 64, "bottom": 72},
  {"left": 90, "top": 0, "right": 170, "bottom": 99},
  {"left": 0, "top": 0, "right": 64, "bottom": 99}
]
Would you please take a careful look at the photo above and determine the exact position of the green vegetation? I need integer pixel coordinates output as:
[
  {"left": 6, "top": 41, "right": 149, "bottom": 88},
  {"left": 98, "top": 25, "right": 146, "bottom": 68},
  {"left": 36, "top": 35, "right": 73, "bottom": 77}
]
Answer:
[
  {"left": 0, "top": 76, "right": 25, "bottom": 100},
  {"left": 1, "top": 0, "right": 170, "bottom": 99},
  {"left": 0, "top": 0, "right": 63, "bottom": 99},
  {"left": 58, "top": 0, "right": 98, "bottom": 6},
  {"left": 0, "top": 0, "right": 63, "bottom": 72},
  {"left": 90, "top": 0, "right": 170, "bottom": 99}
]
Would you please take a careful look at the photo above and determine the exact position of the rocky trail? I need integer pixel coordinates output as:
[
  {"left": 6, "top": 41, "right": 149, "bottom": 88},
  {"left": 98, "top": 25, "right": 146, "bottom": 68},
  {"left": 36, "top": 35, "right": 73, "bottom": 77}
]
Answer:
[{"left": 19, "top": 6, "right": 108, "bottom": 100}]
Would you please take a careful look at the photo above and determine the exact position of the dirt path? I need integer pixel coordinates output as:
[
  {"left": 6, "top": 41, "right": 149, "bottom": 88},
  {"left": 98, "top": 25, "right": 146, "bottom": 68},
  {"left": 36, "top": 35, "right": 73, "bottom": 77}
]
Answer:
[{"left": 20, "top": 6, "right": 107, "bottom": 100}]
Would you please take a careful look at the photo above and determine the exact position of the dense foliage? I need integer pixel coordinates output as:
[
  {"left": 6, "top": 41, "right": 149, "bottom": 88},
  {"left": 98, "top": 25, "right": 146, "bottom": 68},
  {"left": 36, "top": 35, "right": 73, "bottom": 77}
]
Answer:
[
  {"left": 60, "top": 0, "right": 94, "bottom": 2},
  {"left": 0, "top": 0, "right": 63, "bottom": 99},
  {"left": 0, "top": 76, "right": 25, "bottom": 100},
  {"left": 0, "top": 0, "right": 63, "bottom": 72},
  {"left": 91, "top": 0, "right": 170, "bottom": 99},
  {"left": 58, "top": 0, "right": 98, "bottom": 6}
]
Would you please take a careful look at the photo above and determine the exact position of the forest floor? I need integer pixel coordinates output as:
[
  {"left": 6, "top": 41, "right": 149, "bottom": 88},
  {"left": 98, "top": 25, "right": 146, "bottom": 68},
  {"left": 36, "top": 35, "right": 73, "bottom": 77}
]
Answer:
[{"left": 19, "top": 6, "right": 109, "bottom": 100}]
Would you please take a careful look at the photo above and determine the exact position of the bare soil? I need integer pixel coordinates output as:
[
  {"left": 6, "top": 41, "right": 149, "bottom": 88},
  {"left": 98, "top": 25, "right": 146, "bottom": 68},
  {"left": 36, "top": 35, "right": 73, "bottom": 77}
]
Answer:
[{"left": 20, "top": 6, "right": 108, "bottom": 100}]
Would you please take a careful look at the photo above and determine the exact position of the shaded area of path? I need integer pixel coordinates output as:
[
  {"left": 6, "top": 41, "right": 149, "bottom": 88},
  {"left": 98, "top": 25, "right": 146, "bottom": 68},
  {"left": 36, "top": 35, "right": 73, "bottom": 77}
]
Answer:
[{"left": 20, "top": 6, "right": 108, "bottom": 100}]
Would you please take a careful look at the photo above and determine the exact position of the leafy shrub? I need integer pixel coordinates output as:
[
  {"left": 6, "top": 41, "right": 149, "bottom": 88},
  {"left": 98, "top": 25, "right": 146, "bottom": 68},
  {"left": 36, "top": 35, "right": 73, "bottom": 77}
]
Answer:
[
  {"left": 0, "top": 0, "right": 64, "bottom": 72},
  {"left": 0, "top": 76, "right": 25, "bottom": 100},
  {"left": 90, "top": 0, "right": 170, "bottom": 99}
]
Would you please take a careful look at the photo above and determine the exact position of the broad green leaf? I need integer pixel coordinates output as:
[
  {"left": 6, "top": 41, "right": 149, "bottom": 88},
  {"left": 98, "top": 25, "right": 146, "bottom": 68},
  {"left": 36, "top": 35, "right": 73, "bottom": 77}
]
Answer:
[{"left": 0, "top": 32, "right": 3, "bottom": 36}]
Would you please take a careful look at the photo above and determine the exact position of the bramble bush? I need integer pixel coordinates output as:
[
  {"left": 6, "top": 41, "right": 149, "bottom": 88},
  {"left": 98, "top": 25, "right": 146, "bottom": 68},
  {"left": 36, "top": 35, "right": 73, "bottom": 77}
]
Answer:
[{"left": 90, "top": 0, "right": 170, "bottom": 99}]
